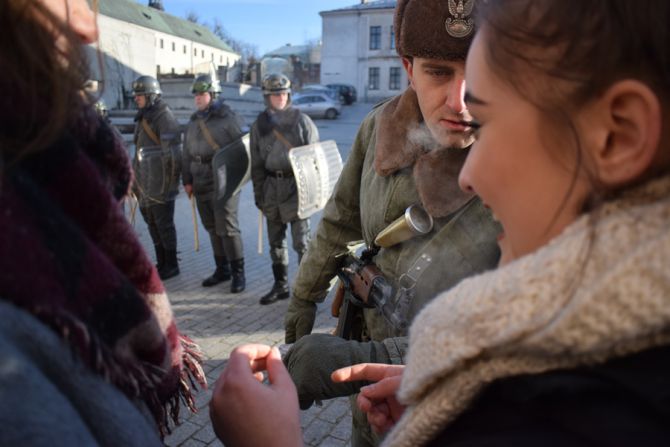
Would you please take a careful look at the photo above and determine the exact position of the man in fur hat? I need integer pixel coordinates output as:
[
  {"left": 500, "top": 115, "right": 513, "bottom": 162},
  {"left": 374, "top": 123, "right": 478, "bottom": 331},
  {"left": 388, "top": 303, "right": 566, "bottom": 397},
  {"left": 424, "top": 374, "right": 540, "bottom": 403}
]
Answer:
[{"left": 281, "top": 0, "right": 500, "bottom": 445}]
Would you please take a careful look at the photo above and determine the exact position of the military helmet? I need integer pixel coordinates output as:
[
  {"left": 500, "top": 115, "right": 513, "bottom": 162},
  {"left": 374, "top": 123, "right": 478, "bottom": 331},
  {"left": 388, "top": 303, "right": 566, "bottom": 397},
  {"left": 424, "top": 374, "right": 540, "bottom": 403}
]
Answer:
[
  {"left": 191, "top": 73, "right": 222, "bottom": 96},
  {"left": 132, "top": 75, "right": 162, "bottom": 96},
  {"left": 262, "top": 73, "right": 291, "bottom": 95}
]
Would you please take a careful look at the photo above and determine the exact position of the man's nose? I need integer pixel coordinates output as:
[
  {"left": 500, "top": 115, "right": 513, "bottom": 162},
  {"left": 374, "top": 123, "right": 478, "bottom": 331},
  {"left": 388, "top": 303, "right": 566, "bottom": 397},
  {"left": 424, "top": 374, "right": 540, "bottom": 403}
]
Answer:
[{"left": 445, "top": 75, "right": 467, "bottom": 114}]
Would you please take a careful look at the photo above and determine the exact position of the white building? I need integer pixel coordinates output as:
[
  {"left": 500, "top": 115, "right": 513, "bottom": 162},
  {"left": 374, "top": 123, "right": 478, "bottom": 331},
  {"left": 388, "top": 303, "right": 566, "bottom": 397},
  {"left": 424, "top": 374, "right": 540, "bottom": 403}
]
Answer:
[
  {"left": 90, "top": 0, "right": 240, "bottom": 109},
  {"left": 320, "top": 1, "right": 402, "bottom": 102}
]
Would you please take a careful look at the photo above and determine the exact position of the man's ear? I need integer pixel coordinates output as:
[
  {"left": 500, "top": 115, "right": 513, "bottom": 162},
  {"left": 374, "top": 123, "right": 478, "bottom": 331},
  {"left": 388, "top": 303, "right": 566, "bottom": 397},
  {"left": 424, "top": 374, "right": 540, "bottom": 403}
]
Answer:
[
  {"left": 583, "top": 80, "right": 662, "bottom": 187},
  {"left": 402, "top": 57, "right": 415, "bottom": 90}
]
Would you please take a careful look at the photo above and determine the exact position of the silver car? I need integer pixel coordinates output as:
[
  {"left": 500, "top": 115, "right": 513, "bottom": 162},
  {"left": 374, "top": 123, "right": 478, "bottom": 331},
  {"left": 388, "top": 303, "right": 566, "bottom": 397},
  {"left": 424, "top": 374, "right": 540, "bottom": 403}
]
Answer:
[{"left": 292, "top": 93, "right": 341, "bottom": 120}]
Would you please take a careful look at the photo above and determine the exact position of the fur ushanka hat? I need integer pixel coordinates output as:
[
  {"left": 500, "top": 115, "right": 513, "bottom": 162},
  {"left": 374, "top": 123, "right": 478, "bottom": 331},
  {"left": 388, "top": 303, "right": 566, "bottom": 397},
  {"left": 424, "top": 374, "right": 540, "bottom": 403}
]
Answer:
[{"left": 394, "top": 0, "right": 476, "bottom": 60}]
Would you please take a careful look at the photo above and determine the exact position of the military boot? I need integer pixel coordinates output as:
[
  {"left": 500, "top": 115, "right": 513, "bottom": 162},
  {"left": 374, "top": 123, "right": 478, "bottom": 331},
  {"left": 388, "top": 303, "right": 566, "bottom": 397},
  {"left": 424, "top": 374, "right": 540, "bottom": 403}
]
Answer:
[
  {"left": 202, "top": 255, "right": 231, "bottom": 287},
  {"left": 259, "top": 264, "right": 289, "bottom": 305},
  {"left": 160, "top": 249, "right": 180, "bottom": 280},
  {"left": 230, "top": 258, "right": 246, "bottom": 293},
  {"left": 154, "top": 244, "right": 165, "bottom": 272}
]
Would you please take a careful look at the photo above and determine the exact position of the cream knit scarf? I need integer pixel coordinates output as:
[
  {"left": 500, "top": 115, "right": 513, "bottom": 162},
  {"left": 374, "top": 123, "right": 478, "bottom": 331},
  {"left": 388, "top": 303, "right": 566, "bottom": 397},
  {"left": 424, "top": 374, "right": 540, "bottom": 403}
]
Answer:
[{"left": 383, "top": 174, "right": 670, "bottom": 447}]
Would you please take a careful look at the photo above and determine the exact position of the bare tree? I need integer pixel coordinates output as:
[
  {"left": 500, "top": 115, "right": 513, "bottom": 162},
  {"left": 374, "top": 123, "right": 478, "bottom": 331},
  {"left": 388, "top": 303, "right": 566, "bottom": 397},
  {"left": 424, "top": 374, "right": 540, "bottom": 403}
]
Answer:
[{"left": 186, "top": 10, "right": 199, "bottom": 23}]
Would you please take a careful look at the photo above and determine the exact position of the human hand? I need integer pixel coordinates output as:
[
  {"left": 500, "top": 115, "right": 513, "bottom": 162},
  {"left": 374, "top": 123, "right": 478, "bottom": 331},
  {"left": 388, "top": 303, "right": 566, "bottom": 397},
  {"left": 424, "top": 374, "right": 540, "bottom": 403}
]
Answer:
[
  {"left": 332, "top": 363, "right": 406, "bottom": 434},
  {"left": 209, "top": 344, "right": 303, "bottom": 447},
  {"left": 184, "top": 183, "right": 193, "bottom": 198},
  {"left": 284, "top": 335, "right": 391, "bottom": 409},
  {"left": 283, "top": 297, "right": 316, "bottom": 343}
]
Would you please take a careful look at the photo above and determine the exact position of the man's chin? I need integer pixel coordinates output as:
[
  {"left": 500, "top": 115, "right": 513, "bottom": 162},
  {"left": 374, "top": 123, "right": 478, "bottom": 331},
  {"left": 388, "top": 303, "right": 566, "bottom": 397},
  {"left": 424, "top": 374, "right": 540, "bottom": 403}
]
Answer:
[{"left": 435, "top": 134, "right": 475, "bottom": 150}]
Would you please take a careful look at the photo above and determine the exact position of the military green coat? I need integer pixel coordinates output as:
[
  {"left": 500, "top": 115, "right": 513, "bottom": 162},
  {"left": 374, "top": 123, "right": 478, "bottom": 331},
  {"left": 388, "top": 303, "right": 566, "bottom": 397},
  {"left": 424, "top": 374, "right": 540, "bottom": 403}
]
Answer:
[{"left": 292, "top": 99, "right": 501, "bottom": 360}]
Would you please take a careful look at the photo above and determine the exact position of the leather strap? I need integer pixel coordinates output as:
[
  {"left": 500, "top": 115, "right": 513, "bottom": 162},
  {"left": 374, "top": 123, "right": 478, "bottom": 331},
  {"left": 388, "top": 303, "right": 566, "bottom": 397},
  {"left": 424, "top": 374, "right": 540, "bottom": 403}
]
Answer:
[
  {"left": 198, "top": 119, "right": 220, "bottom": 151},
  {"left": 140, "top": 118, "right": 161, "bottom": 145},
  {"left": 272, "top": 129, "right": 293, "bottom": 150}
]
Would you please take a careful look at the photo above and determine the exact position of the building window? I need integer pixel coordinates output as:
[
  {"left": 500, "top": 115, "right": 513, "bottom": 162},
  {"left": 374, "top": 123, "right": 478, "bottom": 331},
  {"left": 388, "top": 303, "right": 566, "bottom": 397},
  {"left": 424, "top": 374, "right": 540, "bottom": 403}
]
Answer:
[
  {"left": 160, "top": 38, "right": 164, "bottom": 49},
  {"left": 183, "top": 45, "right": 187, "bottom": 54},
  {"left": 389, "top": 67, "right": 401, "bottom": 90},
  {"left": 211, "top": 52, "right": 214, "bottom": 61},
  {"left": 194, "top": 48, "right": 197, "bottom": 56},
  {"left": 201, "top": 49, "right": 205, "bottom": 58},
  {"left": 220, "top": 55, "right": 223, "bottom": 63},
  {"left": 369, "top": 26, "right": 381, "bottom": 50},
  {"left": 171, "top": 42, "right": 175, "bottom": 52},
  {"left": 369, "top": 67, "right": 380, "bottom": 90},
  {"left": 390, "top": 26, "right": 395, "bottom": 50},
  {"left": 156, "top": 64, "right": 161, "bottom": 74}
]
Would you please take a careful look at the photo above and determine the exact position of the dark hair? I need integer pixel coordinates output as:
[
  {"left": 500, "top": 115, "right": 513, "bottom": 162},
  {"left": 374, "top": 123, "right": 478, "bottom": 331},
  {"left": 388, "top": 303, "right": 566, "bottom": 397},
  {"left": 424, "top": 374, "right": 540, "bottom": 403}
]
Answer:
[
  {"left": 0, "top": 0, "right": 93, "bottom": 162},
  {"left": 477, "top": 0, "right": 670, "bottom": 208}
]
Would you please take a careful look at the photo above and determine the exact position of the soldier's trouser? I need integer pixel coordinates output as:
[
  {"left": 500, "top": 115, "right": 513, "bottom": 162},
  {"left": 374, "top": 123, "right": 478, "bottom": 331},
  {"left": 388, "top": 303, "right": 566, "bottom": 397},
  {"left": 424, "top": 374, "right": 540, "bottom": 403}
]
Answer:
[
  {"left": 266, "top": 217, "right": 310, "bottom": 266},
  {"left": 195, "top": 191, "right": 243, "bottom": 260},
  {"left": 140, "top": 201, "right": 177, "bottom": 251},
  {"left": 350, "top": 395, "right": 382, "bottom": 447}
]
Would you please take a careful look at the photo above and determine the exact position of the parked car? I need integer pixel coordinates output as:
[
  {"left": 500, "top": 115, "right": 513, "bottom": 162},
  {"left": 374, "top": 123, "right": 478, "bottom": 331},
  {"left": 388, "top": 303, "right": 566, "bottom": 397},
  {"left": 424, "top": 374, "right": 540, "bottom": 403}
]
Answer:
[
  {"left": 326, "top": 83, "right": 357, "bottom": 105},
  {"left": 299, "top": 84, "right": 341, "bottom": 103},
  {"left": 292, "top": 93, "right": 341, "bottom": 119}
]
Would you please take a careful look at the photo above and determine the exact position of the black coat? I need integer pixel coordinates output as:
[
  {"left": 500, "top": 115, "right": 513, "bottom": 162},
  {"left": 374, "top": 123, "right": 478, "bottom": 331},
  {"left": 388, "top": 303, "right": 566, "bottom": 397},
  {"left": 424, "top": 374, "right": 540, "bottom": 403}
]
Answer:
[{"left": 427, "top": 345, "right": 670, "bottom": 446}]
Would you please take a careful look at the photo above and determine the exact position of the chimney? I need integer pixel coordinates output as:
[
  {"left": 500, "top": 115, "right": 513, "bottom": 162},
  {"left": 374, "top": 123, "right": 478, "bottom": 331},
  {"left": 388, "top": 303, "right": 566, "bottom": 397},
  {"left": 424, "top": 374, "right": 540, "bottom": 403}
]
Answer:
[{"left": 148, "top": 0, "right": 165, "bottom": 11}]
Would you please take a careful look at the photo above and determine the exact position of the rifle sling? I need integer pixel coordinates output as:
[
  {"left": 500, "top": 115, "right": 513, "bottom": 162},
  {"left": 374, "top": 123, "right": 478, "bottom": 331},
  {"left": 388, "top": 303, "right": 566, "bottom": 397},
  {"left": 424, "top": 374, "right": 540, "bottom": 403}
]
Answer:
[
  {"left": 272, "top": 129, "right": 294, "bottom": 150},
  {"left": 198, "top": 119, "right": 221, "bottom": 151},
  {"left": 140, "top": 118, "right": 161, "bottom": 146}
]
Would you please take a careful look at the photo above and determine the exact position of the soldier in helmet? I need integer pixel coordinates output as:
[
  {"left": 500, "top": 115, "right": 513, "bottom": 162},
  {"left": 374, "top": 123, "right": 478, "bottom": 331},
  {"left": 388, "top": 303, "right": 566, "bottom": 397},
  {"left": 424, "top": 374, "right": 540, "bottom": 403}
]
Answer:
[
  {"left": 183, "top": 74, "right": 248, "bottom": 293},
  {"left": 131, "top": 75, "right": 183, "bottom": 280},
  {"left": 250, "top": 73, "right": 319, "bottom": 305}
]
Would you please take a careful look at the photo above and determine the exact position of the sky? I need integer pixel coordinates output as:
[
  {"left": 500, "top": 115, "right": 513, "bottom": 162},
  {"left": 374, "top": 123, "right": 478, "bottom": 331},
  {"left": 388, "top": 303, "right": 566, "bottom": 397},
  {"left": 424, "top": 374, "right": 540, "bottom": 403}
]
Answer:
[{"left": 157, "top": 0, "right": 359, "bottom": 56}]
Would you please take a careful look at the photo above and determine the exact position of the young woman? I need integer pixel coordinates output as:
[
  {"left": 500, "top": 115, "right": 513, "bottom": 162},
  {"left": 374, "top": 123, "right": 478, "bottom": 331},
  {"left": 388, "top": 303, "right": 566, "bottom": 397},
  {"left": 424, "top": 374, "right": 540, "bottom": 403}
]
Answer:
[
  {"left": 209, "top": 1, "right": 670, "bottom": 446},
  {"left": 0, "top": 1, "right": 204, "bottom": 444},
  {"left": 335, "top": 1, "right": 670, "bottom": 446}
]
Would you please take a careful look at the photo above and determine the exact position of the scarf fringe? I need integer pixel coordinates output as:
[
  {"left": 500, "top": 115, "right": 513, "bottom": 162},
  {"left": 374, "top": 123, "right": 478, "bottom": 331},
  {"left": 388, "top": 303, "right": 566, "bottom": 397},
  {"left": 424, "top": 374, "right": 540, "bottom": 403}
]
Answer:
[{"left": 34, "top": 307, "right": 207, "bottom": 439}]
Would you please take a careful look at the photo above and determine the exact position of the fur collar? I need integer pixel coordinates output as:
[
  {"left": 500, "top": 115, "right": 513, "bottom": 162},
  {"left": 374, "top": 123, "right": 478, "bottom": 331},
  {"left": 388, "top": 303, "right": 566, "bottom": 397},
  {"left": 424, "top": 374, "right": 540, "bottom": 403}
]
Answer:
[
  {"left": 383, "top": 174, "right": 670, "bottom": 447},
  {"left": 374, "top": 88, "right": 473, "bottom": 217}
]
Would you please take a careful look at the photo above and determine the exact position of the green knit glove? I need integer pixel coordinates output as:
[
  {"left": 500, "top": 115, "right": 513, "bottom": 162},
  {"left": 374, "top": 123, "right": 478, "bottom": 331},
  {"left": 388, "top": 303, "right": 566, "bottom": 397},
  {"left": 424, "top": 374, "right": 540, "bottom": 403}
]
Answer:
[
  {"left": 284, "top": 334, "right": 391, "bottom": 409},
  {"left": 284, "top": 296, "right": 317, "bottom": 343}
]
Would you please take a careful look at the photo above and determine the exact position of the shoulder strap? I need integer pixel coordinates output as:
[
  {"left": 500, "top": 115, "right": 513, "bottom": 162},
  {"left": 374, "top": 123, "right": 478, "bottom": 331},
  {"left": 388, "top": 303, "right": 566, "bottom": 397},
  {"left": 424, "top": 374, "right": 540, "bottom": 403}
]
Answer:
[
  {"left": 272, "top": 129, "right": 293, "bottom": 150},
  {"left": 141, "top": 118, "right": 161, "bottom": 145},
  {"left": 197, "top": 119, "right": 220, "bottom": 151}
]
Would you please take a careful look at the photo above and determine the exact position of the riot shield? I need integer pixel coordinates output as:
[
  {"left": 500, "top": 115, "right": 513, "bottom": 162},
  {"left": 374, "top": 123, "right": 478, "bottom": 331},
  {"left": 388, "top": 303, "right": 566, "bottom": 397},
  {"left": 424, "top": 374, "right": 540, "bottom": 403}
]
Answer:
[
  {"left": 135, "top": 141, "right": 181, "bottom": 202},
  {"left": 288, "top": 140, "right": 343, "bottom": 219},
  {"left": 212, "top": 133, "right": 251, "bottom": 208}
]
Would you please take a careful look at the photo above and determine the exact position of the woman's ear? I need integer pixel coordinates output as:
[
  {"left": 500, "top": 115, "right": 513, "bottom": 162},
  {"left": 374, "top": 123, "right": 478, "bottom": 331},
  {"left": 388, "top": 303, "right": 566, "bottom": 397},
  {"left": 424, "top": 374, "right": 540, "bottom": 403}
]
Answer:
[{"left": 582, "top": 80, "right": 662, "bottom": 187}]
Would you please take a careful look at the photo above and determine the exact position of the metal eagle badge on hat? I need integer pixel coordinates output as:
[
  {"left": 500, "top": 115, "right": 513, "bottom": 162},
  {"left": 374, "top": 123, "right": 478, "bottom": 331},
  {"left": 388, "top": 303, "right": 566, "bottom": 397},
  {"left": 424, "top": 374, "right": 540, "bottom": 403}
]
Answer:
[{"left": 446, "top": 0, "right": 475, "bottom": 38}]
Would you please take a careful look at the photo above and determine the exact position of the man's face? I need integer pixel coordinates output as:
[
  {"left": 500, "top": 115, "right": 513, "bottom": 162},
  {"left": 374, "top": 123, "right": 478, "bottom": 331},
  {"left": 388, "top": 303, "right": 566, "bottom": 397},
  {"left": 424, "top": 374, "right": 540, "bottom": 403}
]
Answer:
[
  {"left": 194, "top": 92, "right": 212, "bottom": 111},
  {"left": 134, "top": 95, "right": 147, "bottom": 109},
  {"left": 403, "top": 57, "right": 475, "bottom": 149},
  {"left": 269, "top": 92, "right": 289, "bottom": 111}
]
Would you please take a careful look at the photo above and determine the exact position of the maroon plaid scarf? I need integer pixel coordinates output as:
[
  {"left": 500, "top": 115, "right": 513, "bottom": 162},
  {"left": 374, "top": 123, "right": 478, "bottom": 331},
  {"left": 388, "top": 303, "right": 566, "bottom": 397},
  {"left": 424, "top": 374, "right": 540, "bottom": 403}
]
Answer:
[{"left": 0, "top": 104, "right": 205, "bottom": 436}]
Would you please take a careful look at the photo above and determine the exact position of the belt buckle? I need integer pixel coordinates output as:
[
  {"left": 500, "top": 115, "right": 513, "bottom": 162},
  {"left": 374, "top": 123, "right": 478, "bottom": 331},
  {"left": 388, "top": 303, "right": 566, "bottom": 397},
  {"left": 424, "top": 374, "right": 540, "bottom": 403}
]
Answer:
[{"left": 276, "top": 171, "right": 284, "bottom": 179}]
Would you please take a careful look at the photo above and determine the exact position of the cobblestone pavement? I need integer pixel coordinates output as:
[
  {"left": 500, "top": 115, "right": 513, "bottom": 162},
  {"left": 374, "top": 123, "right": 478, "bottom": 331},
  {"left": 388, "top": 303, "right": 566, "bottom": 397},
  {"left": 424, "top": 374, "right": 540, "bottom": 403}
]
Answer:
[{"left": 128, "top": 102, "right": 373, "bottom": 447}]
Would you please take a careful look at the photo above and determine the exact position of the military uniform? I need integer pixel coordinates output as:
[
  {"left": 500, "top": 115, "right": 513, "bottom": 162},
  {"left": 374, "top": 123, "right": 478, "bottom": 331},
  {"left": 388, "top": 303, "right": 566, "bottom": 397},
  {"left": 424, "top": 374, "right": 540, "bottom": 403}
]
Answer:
[
  {"left": 250, "top": 106, "right": 319, "bottom": 300},
  {"left": 132, "top": 97, "right": 182, "bottom": 278},
  {"left": 283, "top": 88, "right": 501, "bottom": 446},
  {"left": 183, "top": 99, "right": 247, "bottom": 290}
]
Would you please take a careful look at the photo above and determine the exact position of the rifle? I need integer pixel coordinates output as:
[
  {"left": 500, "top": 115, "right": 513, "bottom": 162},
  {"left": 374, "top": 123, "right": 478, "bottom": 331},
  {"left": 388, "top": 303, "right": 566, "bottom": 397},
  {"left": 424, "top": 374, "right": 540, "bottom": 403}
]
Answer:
[
  {"left": 333, "top": 248, "right": 409, "bottom": 339},
  {"left": 332, "top": 204, "right": 434, "bottom": 340}
]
